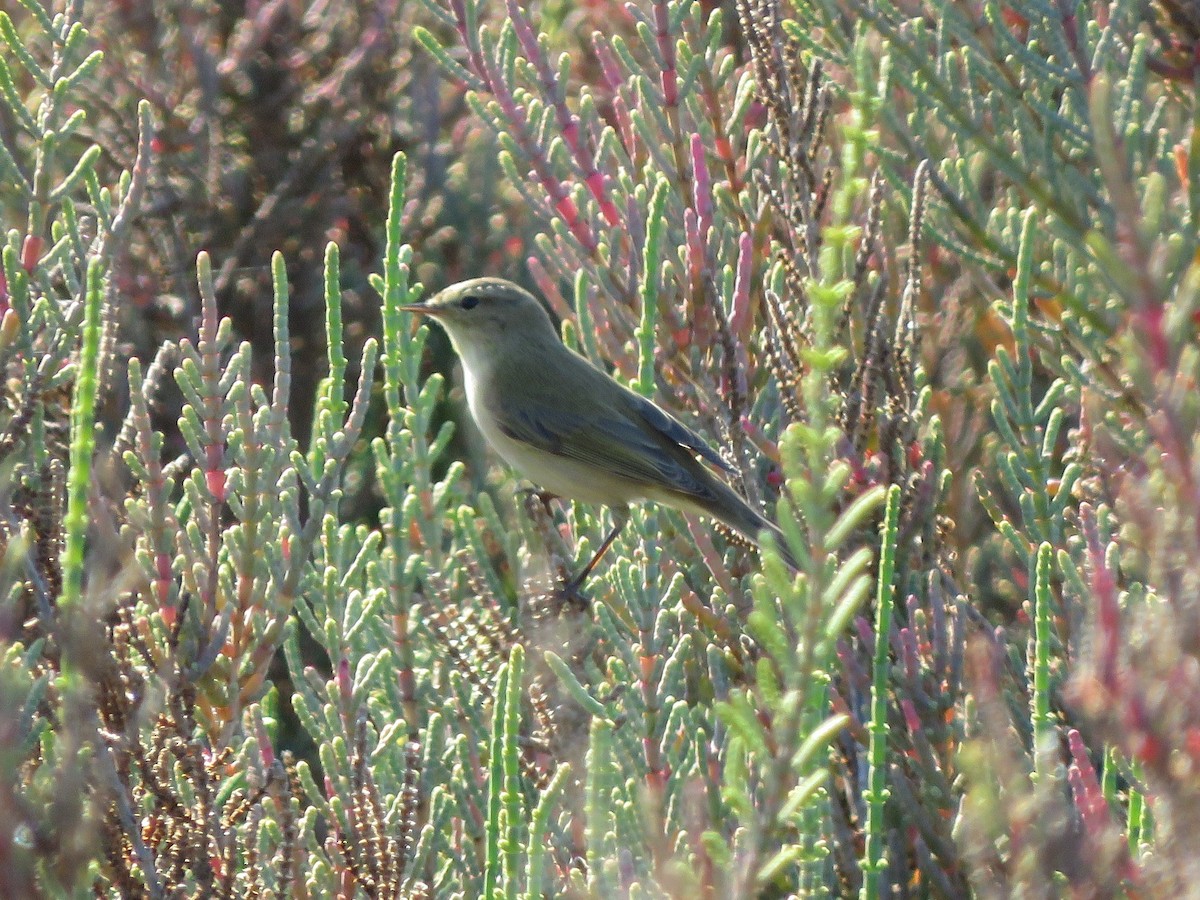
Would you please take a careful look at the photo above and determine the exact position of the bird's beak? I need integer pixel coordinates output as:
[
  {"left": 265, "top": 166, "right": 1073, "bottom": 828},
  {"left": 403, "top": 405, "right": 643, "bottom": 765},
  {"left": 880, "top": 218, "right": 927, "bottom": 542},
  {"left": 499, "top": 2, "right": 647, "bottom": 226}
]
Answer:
[{"left": 400, "top": 303, "right": 445, "bottom": 318}]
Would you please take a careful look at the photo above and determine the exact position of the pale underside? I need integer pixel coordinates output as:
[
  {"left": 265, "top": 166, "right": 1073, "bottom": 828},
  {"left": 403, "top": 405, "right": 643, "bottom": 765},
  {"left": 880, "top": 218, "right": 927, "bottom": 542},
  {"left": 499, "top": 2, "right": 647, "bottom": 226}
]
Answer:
[
  {"left": 452, "top": 329, "right": 779, "bottom": 550},
  {"left": 460, "top": 343, "right": 713, "bottom": 517}
]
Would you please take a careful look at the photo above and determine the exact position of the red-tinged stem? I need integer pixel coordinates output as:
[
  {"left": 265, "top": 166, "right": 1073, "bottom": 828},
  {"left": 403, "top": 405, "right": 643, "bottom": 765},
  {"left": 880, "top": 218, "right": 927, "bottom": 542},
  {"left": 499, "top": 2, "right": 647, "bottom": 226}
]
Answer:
[
  {"left": 637, "top": 645, "right": 670, "bottom": 872},
  {"left": 449, "top": 0, "right": 486, "bottom": 78},
  {"left": 698, "top": 64, "right": 744, "bottom": 196},
  {"left": 738, "top": 415, "right": 780, "bottom": 463},
  {"left": 653, "top": 1, "right": 678, "bottom": 106},
  {"left": 1066, "top": 730, "right": 1110, "bottom": 838},
  {"left": 680, "top": 589, "right": 734, "bottom": 643},
  {"left": 592, "top": 34, "right": 639, "bottom": 162},
  {"left": 506, "top": 0, "right": 620, "bottom": 226},
  {"left": 393, "top": 612, "right": 418, "bottom": 735},
  {"left": 20, "top": 235, "right": 41, "bottom": 273},
  {"left": 1147, "top": 53, "right": 1200, "bottom": 81},
  {"left": 652, "top": 0, "right": 689, "bottom": 185},
  {"left": 683, "top": 209, "right": 714, "bottom": 347},
  {"left": 730, "top": 232, "right": 753, "bottom": 341},
  {"left": 527, "top": 256, "right": 574, "bottom": 321},
  {"left": 255, "top": 715, "right": 275, "bottom": 768},
  {"left": 446, "top": 2, "right": 601, "bottom": 249}
]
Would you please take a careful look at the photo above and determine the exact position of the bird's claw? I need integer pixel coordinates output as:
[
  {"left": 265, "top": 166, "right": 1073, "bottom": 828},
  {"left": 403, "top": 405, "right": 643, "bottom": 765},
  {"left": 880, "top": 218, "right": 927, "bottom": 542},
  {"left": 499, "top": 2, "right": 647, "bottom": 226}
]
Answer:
[{"left": 557, "top": 575, "right": 592, "bottom": 609}]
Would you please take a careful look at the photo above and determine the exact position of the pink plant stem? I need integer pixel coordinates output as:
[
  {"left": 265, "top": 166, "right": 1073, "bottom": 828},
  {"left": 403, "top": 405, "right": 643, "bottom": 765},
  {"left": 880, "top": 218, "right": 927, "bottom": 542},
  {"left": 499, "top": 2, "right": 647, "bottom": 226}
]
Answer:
[
  {"left": 730, "top": 232, "right": 754, "bottom": 341},
  {"left": 1065, "top": 727, "right": 1140, "bottom": 891},
  {"left": 698, "top": 65, "right": 743, "bottom": 195},
  {"left": 738, "top": 415, "right": 781, "bottom": 464},
  {"left": 593, "top": 34, "right": 638, "bottom": 159},
  {"left": 527, "top": 256, "right": 574, "bottom": 322},
  {"left": 447, "top": 0, "right": 600, "bottom": 252},
  {"left": 505, "top": 0, "right": 620, "bottom": 225},
  {"left": 652, "top": 0, "right": 678, "bottom": 106}
]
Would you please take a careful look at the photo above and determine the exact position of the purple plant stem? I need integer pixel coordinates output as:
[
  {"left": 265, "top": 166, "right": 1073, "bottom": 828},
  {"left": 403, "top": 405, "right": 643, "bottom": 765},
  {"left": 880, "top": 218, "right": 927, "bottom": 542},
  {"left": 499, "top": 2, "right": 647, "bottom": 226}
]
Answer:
[
  {"left": 1066, "top": 728, "right": 1142, "bottom": 883},
  {"left": 593, "top": 33, "right": 639, "bottom": 161},
  {"left": 505, "top": 0, "right": 620, "bottom": 225},
  {"left": 730, "top": 232, "right": 754, "bottom": 342},
  {"left": 447, "top": 1, "right": 600, "bottom": 253}
]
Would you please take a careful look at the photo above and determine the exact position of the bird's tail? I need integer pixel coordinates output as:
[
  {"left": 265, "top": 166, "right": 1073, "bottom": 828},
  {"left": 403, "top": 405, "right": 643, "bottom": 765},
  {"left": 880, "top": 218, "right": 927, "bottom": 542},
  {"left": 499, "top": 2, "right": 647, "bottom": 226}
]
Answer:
[{"left": 698, "top": 480, "right": 801, "bottom": 572}]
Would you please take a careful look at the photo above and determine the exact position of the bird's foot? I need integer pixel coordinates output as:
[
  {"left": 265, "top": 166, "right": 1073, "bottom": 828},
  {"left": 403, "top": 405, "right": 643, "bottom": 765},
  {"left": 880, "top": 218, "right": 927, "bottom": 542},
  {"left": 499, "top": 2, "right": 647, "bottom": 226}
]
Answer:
[{"left": 556, "top": 573, "right": 592, "bottom": 610}]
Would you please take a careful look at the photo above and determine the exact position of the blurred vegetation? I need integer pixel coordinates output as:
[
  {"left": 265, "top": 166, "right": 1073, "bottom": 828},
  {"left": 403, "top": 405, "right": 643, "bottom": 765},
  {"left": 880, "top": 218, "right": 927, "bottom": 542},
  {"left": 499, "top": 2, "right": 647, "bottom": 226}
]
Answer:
[{"left": 1, "top": 0, "right": 1198, "bottom": 896}]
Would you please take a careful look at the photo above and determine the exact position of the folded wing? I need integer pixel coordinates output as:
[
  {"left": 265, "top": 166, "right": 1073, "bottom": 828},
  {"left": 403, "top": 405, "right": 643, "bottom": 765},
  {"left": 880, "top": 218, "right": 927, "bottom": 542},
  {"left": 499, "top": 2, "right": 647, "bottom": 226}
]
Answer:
[{"left": 492, "top": 387, "right": 728, "bottom": 500}]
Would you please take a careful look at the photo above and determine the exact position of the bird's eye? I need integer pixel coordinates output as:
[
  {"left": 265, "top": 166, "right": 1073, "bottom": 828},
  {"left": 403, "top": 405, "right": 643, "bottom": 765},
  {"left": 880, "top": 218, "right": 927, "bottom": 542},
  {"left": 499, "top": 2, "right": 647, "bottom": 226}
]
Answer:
[{"left": 460, "top": 295, "right": 480, "bottom": 310}]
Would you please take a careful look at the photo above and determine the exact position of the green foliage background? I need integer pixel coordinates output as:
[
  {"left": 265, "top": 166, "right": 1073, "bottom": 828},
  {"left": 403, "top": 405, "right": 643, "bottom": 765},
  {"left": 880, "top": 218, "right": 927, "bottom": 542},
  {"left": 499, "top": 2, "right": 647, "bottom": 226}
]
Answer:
[{"left": 0, "top": 0, "right": 1197, "bottom": 896}]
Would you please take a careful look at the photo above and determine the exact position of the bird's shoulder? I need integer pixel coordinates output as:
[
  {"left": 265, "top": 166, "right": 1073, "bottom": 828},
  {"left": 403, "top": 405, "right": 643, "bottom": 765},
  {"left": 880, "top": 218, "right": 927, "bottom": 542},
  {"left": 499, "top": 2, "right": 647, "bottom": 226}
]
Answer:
[
  {"left": 484, "top": 344, "right": 617, "bottom": 410},
  {"left": 483, "top": 349, "right": 605, "bottom": 446}
]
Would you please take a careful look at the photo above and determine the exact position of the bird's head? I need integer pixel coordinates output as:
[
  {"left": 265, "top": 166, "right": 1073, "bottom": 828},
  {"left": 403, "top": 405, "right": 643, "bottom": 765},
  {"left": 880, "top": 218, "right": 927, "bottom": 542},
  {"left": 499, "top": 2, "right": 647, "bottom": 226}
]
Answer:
[{"left": 403, "top": 278, "right": 560, "bottom": 356}]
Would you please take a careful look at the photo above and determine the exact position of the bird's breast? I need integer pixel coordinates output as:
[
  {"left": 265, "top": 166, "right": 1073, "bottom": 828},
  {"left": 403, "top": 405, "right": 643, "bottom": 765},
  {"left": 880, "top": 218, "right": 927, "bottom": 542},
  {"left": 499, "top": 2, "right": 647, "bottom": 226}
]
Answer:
[{"left": 461, "top": 364, "right": 643, "bottom": 507}]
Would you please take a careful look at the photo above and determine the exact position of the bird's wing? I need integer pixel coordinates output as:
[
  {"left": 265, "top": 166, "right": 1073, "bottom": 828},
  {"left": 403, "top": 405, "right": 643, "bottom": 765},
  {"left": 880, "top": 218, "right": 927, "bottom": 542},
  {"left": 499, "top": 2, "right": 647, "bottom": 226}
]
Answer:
[
  {"left": 625, "top": 390, "right": 734, "bottom": 474},
  {"left": 492, "top": 390, "right": 720, "bottom": 496}
]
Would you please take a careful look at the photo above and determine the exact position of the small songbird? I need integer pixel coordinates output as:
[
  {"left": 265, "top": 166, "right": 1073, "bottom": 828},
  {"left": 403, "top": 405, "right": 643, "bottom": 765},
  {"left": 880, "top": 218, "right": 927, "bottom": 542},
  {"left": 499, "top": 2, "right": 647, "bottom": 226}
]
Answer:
[{"left": 403, "top": 277, "right": 796, "bottom": 590}]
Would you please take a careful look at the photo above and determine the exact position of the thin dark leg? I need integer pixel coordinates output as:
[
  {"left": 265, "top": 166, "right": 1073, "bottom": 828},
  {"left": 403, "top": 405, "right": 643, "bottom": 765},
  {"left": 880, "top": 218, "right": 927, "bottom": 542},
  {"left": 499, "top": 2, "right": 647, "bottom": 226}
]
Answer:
[{"left": 564, "top": 507, "right": 629, "bottom": 598}]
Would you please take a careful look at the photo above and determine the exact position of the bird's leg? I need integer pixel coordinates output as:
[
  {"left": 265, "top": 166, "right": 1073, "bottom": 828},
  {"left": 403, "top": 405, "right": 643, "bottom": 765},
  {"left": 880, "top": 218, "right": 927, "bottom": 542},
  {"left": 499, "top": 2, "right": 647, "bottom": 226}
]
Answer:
[
  {"left": 519, "top": 488, "right": 575, "bottom": 590},
  {"left": 562, "top": 507, "right": 629, "bottom": 601}
]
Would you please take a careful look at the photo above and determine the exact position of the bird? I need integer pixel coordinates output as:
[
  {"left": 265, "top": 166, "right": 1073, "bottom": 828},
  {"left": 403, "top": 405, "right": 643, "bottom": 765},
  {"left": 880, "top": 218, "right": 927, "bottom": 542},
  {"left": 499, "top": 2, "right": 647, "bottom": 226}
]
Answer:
[{"left": 402, "top": 277, "right": 797, "bottom": 592}]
